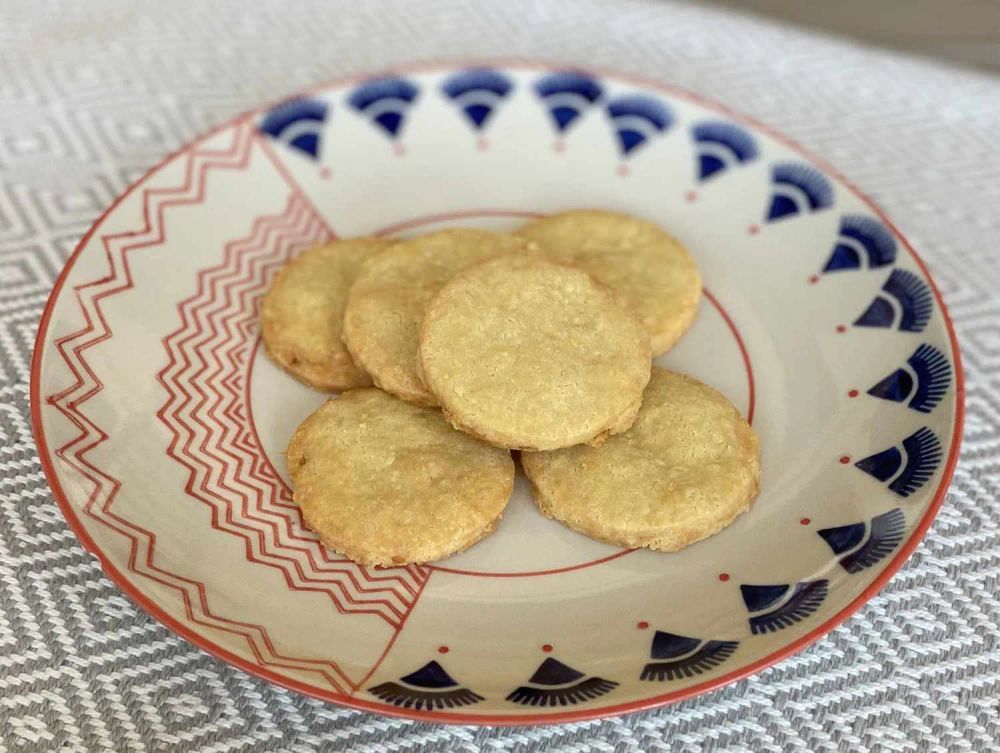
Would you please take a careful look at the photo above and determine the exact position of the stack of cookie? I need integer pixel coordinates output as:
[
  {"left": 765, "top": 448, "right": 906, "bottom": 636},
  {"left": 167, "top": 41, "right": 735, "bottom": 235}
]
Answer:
[{"left": 262, "top": 210, "right": 760, "bottom": 566}]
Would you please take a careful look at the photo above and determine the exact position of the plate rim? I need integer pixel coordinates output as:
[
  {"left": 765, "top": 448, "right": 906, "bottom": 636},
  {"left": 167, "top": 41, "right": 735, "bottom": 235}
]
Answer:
[{"left": 29, "top": 56, "right": 966, "bottom": 726}]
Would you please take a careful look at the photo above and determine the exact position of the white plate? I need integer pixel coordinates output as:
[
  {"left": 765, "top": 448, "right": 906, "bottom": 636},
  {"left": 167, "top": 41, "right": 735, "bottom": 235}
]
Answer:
[{"left": 32, "top": 61, "right": 963, "bottom": 725}]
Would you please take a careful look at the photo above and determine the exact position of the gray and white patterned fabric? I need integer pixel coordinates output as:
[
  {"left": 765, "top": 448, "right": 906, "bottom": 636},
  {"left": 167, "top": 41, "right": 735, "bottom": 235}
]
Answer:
[{"left": 2, "top": 1, "right": 998, "bottom": 750}]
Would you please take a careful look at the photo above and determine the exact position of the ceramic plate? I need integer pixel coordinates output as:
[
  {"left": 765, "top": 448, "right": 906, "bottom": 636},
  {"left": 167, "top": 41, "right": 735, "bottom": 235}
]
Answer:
[{"left": 31, "top": 61, "right": 963, "bottom": 725}]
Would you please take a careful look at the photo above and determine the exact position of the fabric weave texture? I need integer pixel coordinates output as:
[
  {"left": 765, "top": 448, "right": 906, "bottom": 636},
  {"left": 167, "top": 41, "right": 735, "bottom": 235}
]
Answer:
[{"left": 1, "top": 1, "right": 998, "bottom": 750}]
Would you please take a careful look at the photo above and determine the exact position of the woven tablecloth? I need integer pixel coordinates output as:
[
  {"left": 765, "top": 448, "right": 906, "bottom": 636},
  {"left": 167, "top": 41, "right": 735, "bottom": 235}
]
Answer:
[{"left": 2, "top": 1, "right": 999, "bottom": 750}]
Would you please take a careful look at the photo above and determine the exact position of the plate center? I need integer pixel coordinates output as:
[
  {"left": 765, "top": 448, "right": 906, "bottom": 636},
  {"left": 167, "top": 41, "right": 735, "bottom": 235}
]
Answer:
[{"left": 248, "top": 209, "right": 753, "bottom": 577}]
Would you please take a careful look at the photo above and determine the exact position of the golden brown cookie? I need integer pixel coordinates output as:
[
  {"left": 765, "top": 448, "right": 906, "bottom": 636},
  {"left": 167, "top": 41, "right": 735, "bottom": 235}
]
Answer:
[
  {"left": 261, "top": 238, "right": 387, "bottom": 391},
  {"left": 418, "top": 255, "right": 652, "bottom": 451},
  {"left": 287, "top": 388, "right": 515, "bottom": 566},
  {"left": 342, "top": 229, "right": 537, "bottom": 406},
  {"left": 522, "top": 368, "right": 759, "bottom": 552},
  {"left": 517, "top": 210, "right": 701, "bottom": 355}
]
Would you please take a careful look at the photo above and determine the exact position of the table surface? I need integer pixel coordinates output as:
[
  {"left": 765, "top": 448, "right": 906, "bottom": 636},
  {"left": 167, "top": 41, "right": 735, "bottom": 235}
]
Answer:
[
  {"left": 716, "top": 0, "right": 1000, "bottom": 71},
  {"left": 2, "top": 1, "right": 999, "bottom": 751}
]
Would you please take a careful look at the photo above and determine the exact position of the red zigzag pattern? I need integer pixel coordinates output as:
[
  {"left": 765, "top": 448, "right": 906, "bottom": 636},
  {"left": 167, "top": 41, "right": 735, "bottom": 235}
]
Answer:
[
  {"left": 46, "top": 122, "right": 353, "bottom": 691},
  {"left": 156, "top": 190, "right": 428, "bottom": 630}
]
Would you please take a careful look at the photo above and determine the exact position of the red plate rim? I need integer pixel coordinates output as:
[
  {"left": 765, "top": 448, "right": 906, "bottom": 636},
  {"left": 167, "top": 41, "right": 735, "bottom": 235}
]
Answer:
[{"left": 30, "top": 57, "right": 966, "bottom": 726}]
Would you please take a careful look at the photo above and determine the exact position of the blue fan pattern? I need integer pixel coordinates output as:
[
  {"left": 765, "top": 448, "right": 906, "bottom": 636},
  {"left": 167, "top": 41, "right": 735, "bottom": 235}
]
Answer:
[
  {"left": 766, "top": 162, "right": 834, "bottom": 222},
  {"left": 605, "top": 94, "right": 673, "bottom": 156},
  {"left": 691, "top": 121, "right": 758, "bottom": 181},
  {"left": 534, "top": 71, "right": 603, "bottom": 134},
  {"left": 506, "top": 658, "right": 618, "bottom": 707},
  {"left": 741, "top": 580, "right": 829, "bottom": 634},
  {"left": 855, "top": 427, "right": 942, "bottom": 497},
  {"left": 823, "top": 215, "right": 897, "bottom": 273},
  {"left": 641, "top": 631, "right": 739, "bottom": 681},
  {"left": 818, "top": 509, "right": 906, "bottom": 573},
  {"left": 348, "top": 76, "right": 419, "bottom": 141},
  {"left": 259, "top": 98, "right": 329, "bottom": 160},
  {"left": 868, "top": 344, "right": 951, "bottom": 413},
  {"left": 442, "top": 68, "right": 513, "bottom": 132},
  {"left": 854, "top": 269, "right": 934, "bottom": 332},
  {"left": 368, "top": 660, "right": 484, "bottom": 710}
]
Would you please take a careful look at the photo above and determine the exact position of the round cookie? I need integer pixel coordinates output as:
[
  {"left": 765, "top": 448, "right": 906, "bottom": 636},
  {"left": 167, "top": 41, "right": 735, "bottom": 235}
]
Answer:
[
  {"left": 343, "top": 229, "right": 536, "bottom": 406},
  {"left": 517, "top": 210, "right": 701, "bottom": 355},
  {"left": 261, "top": 238, "right": 387, "bottom": 391},
  {"left": 522, "top": 368, "right": 760, "bottom": 552},
  {"left": 287, "top": 388, "right": 515, "bottom": 566},
  {"left": 418, "top": 255, "right": 652, "bottom": 451}
]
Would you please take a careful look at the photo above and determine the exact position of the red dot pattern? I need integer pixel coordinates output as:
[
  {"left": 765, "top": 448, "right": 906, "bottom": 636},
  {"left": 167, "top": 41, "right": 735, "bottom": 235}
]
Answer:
[
  {"left": 800, "top": 518, "right": 811, "bottom": 525},
  {"left": 848, "top": 389, "right": 859, "bottom": 398},
  {"left": 718, "top": 573, "right": 730, "bottom": 582},
  {"left": 542, "top": 644, "right": 553, "bottom": 653},
  {"left": 637, "top": 621, "right": 649, "bottom": 630},
  {"left": 840, "top": 455, "right": 851, "bottom": 464},
  {"left": 437, "top": 646, "right": 449, "bottom": 654}
]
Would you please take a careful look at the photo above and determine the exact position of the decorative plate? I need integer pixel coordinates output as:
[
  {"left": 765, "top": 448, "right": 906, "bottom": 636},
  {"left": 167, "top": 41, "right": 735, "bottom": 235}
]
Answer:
[{"left": 31, "top": 61, "right": 963, "bottom": 725}]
